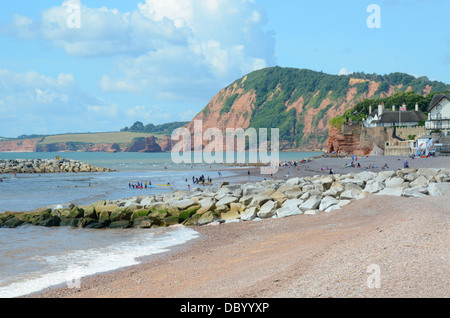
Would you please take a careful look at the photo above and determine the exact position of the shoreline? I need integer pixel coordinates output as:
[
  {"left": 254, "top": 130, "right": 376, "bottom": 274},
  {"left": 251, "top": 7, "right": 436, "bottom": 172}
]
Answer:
[
  {"left": 26, "top": 192, "right": 449, "bottom": 298},
  {"left": 17, "top": 154, "right": 450, "bottom": 298}
]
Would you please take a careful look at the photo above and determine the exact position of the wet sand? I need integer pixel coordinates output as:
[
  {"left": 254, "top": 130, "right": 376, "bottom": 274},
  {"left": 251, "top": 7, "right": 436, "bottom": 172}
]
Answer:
[{"left": 25, "top": 155, "right": 450, "bottom": 298}]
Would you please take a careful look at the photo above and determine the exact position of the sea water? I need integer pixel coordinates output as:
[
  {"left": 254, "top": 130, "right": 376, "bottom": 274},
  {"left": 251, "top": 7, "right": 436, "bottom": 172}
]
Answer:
[{"left": 0, "top": 151, "right": 320, "bottom": 297}]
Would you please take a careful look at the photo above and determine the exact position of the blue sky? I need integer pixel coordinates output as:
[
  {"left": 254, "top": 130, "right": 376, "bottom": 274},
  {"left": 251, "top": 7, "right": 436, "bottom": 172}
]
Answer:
[{"left": 0, "top": 0, "right": 449, "bottom": 137}]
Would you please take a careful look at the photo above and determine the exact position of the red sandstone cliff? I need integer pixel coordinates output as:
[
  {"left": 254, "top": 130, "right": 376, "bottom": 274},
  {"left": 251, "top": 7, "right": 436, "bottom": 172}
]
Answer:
[{"left": 0, "top": 139, "right": 40, "bottom": 152}]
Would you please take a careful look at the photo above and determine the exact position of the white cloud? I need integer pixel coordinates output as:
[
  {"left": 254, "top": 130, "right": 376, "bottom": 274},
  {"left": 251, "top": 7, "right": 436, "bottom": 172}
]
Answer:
[
  {"left": 0, "top": 69, "right": 119, "bottom": 136},
  {"left": 338, "top": 67, "right": 354, "bottom": 76},
  {"left": 1, "top": 0, "right": 276, "bottom": 101}
]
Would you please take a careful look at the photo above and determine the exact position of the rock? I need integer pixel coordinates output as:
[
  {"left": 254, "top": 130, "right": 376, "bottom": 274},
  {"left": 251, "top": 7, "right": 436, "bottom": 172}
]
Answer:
[
  {"left": 109, "top": 220, "right": 131, "bottom": 229},
  {"left": 84, "top": 222, "right": 106, "bottom": 229},
  {"left": 385, "top": 177, "right": 405, "bottom": 188},
  {"left": 83, "top": 207, "right": 96, "bottom": 219},
  {"left": 198, "top": 212, "right": 220, "bottom": 225},
  {"left": 355, "top": 171, "right": 377, "bottom": 183},
  {"left": 319, "top": 176, "right": 334, "bottom": 190},
  {"left": 216, "top": 196, "right": 239, "bottom": 206},
  {"left": 319, "top": 196, "right": 339, "bottom": 211},
  {"left": 284, "top": 190, "right": 304, "bottom": 199},
  {"left": 299, "top": 196, "right": 321, "bottom": 212},
  {"left": 281, "top": 199, "right": 304, "bottom": 208},
  {"left": 98, "top": 211, "right": 111, "bottom": 225},
  {"left": 376, "top": 170, "right": 396, "bottom": 182},
  {"left": 410, "top": 176, "right": 429, "bottom": 188},
  {"left": 337, "top": 200, "right": 351, "bottom": 207},
  {"left": 257, "top": 201, "right": 277, "bottom": 219},
  {"left": 377, "top": 187, "right": 403, "bottom": 197},
  {"left": 286, "top": 177, "right": 303, "bottom": 186},
  {"left": 133, "top": 217, "right": 154, "bottom": 228},
  {"left": 427, "top": 183, "right": 450, "bottom": 197},
  {"left": 169, "top": 199, "right": 196, "bottom": 210},
  {"left": 403, "top": 173, "right": 418, "bottom": 182},
  {"left": 241, "top": 207, "right": 258, "bottom": 221},
  {"left": 250, "top": 194, "right": 273, "bottom": 208},
  {"left": 140, "top": 197, "right": 154, "bottom": 207},
  {"left": 340, "top": 188, "right": 363, "bottom": 200},
  {"left": 68, "top": 207, "right": 84, "bottom": 219},
  {"left": 364, "top": 180, "right": 385, "bottom": 193},
  {"left": 162, "top": 216, "right": 180, "bottom": 227},
  {"left": 417, "top": 168, "right": 439, "bottom": 180},
  {"left": 197, "top": 198, "right": 216, "bottom": 215},
  {"left": 304, "top": 210, "right": 319, "bottom": 215},
  {"left": 402, "top": 188, "right": 427, "bottom": 198},
  {"left": 39, "top": 216, "right": 61, "bottom": 227},
  {"left": 221, "top": 203, "right": 242, "bottom": 221},
  {"left": 324, "top": 205, "right": 341, "bottom": 213},
  {"left": 276, "top": 205, "right": 303, "bottom": 218},
  {"left": 2, "top": 217, "right": 24, "bottom": 228},
  {"left": 270, "top": 191, "right": 287, "bottom": 205}
]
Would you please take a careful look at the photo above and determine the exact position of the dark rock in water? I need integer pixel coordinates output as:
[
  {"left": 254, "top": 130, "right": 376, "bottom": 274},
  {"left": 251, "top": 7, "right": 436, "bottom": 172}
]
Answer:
[
  {"left": 68, "top": 207, "right": 85, "bottom": 219},
  {"left": 163, "top": 216, "right": 179, "bottom": 226},
  {"left": 109, "top": 220, "right": 130, "bottom": 229},
  {"left": 84, "top": 222, "right": 106, "bottom": 229},
  {"left": 39, "top": 216, "right": 61, "bottom": 227},
  {"left": 3, "top": 217, "right": 24, "bottom": 228},
  {"left": 31, "top": 212, "right": 52, "bottom": 225},
  {"left": 60, "top": 217, "right": 80, "bottom": 227},
  {"left": 77, "top": 217, "right": 96, "bottom": 228},
  {"left": 133, "top": 216, "right": 153, "bottom": 228},
  {"left": 98, "top": 211, "right": 111, "bottom": 225}
]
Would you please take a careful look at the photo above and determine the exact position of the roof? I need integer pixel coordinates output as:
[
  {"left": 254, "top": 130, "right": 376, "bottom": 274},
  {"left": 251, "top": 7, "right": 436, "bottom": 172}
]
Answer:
[
  {"left": 428, "top": 94, "right": 450, "bottom": 112},
  {"left": 371, "top": 110, "right": 426, "bottom": 123}
]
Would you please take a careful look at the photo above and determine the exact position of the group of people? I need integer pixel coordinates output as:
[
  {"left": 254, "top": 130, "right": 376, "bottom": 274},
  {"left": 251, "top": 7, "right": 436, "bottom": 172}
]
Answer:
[
  {"left": 128, "top": 181, "right": 152, "bottom": 189},
  {"left": 343, "top": 161, "right": 390, "bottom": 170},
  {"left": 191, "top": 174, "right": 213, "bottom": 185}
]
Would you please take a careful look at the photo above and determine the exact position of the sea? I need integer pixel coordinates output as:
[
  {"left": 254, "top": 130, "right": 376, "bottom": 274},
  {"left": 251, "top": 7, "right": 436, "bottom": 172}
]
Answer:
[{"left": 0, "top": 151, "right": 321, "bottom": 298}]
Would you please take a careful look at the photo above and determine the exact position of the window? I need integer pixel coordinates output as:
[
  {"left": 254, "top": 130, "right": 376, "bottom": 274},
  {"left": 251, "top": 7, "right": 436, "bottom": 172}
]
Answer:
[{"left": 437, "top": 105, "right": 442, "bottom": 111}]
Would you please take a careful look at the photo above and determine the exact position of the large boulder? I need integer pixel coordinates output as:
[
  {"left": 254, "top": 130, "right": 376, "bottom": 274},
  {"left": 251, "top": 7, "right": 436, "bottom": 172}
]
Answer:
[
  {"left": 364, "top": 180, "right": 385, "bottom": 193},
  {"left": 257, "top": 201, "right": 277, "bottom": 219},
  {"left": 276, "top": 205, "right": 303, "bottom": 218},
  {"left": 377, "top": 187, "right": 403, "bottom": 197},
  {"left": 319, "top": 196, "right": 339, "bottom": 211},
  {"left": 427, "top": 183, "right": 450, "bottom": 197},
  {"left": 299, "top": 196, "right": 321, "bottom": 212},
  {"left": 168, "top": 199, "right": 197, "bottom": 210},
  {"left": 216, "top": 196, "right": 239, "bottom": 206},
  {"left": 241, "top": 207, "right": 258, "bottom": 221}
]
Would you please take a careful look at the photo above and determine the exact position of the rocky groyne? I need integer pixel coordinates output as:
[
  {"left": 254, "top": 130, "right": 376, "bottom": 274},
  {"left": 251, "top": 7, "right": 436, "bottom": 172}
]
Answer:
[
  {"left": 0, "top": 158, "right": 114, "bottom": 174},
  {"left": 2, "top": 167, "right": 450, "bottom": 229}
]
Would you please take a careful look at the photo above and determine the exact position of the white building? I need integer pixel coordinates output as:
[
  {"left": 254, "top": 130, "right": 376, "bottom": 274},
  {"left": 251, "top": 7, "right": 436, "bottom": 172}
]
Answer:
[
  {"left": 363, "top": 103, "right": 425, "bottom": 128},
  {"left": 426, "top": 94, "right": 450, "bottom": 133}
]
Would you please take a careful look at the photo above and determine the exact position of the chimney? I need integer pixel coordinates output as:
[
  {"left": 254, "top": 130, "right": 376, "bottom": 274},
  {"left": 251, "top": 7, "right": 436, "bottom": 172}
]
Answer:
[
  {"left": 415, "top": 103, "right": 419, "bottom": 111},
  {"left": 369, "top": 105, "right": 372, "bottom": 115},
  {"left": 378, "top": 104, "right": 383, "bottom": 116},
  {"left": 392, "top": 105, "right": 396, "bottom": 112}
]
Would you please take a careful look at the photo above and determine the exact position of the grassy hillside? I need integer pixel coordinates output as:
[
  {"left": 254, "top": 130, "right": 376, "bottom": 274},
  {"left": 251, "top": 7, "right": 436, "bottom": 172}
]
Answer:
[
  {"left": 194, "top": 67, "right": 450, "bottom": 150},
  {"left": 40, "top": 132, "right": 164, "bottom": 145}
]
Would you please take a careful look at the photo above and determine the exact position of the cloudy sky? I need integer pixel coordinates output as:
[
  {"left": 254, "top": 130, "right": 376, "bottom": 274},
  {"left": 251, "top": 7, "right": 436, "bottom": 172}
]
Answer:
[{"left": 0, "top": 0, "right": 449, "bottom": 137}]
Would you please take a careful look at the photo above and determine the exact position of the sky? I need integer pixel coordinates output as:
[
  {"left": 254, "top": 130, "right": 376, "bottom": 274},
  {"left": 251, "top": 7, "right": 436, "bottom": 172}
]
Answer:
[{"left": 0, "top": 0, "right": 449, "bottom": 137}]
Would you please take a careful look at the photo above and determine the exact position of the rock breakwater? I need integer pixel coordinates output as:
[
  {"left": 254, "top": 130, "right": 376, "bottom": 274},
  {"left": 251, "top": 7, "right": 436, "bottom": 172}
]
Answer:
[
  {"left": 0, "top": 158, "right": 114, "bottom": 174},
  {"left": 2, "top": 167, "right": 449, "bottom": 229}
]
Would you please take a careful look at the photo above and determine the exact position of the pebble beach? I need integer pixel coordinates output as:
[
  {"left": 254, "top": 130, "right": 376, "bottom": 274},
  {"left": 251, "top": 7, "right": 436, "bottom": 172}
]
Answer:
[{"left": 22, "top": 155, "right": 450, "bottom": 298}]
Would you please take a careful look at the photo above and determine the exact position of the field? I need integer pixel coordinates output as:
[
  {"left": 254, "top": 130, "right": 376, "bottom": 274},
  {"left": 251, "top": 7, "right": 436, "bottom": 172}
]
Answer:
[{"left": 40, "top": 132, "right": 165, "bottom": 145}]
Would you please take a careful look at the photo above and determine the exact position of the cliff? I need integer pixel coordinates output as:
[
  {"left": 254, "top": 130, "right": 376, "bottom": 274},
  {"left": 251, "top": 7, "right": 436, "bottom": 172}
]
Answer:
[
  {"left": 188, "top": 67, "right": 450, "bottom": 151},
  {"left": 0, "top": 139, "right": 40, "bottom": 152}
]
